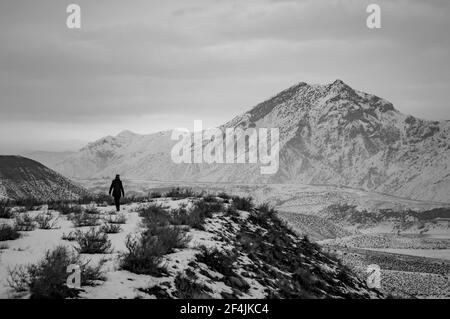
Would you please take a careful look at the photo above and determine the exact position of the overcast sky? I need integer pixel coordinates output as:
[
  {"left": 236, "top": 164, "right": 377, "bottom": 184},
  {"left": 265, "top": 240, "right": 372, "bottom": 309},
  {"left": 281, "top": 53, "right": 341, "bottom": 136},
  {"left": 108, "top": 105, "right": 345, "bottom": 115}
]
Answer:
[{"left": 0, "top": 0, "right": 449, "bottom": 153}]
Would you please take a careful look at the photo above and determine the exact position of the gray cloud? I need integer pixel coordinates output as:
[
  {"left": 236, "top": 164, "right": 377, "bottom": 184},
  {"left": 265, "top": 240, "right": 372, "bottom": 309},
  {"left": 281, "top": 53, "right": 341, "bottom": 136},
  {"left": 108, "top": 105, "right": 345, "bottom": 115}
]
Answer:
[{"left": 0, "top": 0, "right": 449, "bottom": 153}]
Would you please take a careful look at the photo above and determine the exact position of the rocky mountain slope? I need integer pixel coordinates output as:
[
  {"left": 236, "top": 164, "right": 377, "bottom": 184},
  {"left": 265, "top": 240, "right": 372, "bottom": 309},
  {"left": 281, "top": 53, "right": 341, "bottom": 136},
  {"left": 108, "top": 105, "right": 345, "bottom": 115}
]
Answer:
[
  {"left": 29, "top": 80, "right": 450, "bottom": 202},
  {"left": 0, "top": 156, "right": 88, "bottom": 201}
]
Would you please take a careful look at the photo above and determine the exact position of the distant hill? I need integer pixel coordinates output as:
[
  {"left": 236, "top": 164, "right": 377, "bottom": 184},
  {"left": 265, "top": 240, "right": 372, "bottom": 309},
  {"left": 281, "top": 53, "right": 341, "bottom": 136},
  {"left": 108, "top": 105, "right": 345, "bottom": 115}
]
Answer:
[{"left": 0, "top": 156, "right": 88, "bottom": 201}]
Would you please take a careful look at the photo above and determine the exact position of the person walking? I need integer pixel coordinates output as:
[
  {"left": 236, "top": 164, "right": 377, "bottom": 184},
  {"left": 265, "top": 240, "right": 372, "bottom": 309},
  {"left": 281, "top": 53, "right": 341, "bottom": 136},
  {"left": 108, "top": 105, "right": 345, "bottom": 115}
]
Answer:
[{"left": 109, "top": 174, "right": 125, "bottom": 212}]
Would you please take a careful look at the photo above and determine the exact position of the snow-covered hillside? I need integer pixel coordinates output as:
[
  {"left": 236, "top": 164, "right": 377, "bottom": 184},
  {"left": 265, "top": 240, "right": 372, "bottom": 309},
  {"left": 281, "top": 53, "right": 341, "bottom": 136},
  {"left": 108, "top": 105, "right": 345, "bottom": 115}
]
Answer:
[
  {"left": 0, "top": 196, "right": 382, "bottom": 299},
  {"left": 29, "top": 80, "right": 450, "bottom": 202}
]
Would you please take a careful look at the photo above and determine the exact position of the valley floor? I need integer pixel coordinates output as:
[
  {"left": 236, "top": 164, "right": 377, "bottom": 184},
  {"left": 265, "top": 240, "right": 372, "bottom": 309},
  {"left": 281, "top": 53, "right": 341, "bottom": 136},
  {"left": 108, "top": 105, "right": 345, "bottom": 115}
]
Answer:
[
  {"left": 323, "top": 246, "right": 450, "bottom": 298},
  {"left": 78, "top": 180, "right": 450, "bottom": 213}
]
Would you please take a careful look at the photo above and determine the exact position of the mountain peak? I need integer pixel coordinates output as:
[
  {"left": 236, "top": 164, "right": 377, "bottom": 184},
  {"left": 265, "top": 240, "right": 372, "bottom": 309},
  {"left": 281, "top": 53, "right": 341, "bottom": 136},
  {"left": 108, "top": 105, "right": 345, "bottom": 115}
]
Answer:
[
  {"left": 331, "top": 79, "right": 346, "bottom": 85},
  {"left": 328, "top": 79, "right": 352, "bottom": 91}
]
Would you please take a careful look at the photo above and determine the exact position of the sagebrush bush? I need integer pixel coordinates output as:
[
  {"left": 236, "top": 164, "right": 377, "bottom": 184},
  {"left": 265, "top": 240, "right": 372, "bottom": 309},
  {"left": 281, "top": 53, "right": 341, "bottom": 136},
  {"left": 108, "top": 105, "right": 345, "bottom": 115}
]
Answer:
[
  {"left": 173, "top": 273, "right": 211, "bottom": 299},
  {"left": 196, "top": 246, "right": 237, "bottom": 277},
  {"left": 217, "top": 192, "right": 231, "bottom": 200},
  {"left": 61, "top": 231, "right": 77, "bottom": 241},
  {"left": 145, "top": 224, "right": 190, "bottom": 254},
  {"left": 170, "top": 206, "right": 191, "bottom": 226},
  {"left": 141, "top": 199, "right": 222, "bottom": 230},
  {"left": 0, "top": 201, "right": 13, "bottom": 219},
  {"left": 138, "top": 285, "right": 171, "bottom": 298},
  {"left": 225, "top": 205, "right": 239, "bottom": 217},
  {"left": 202, "top": 194, "right": 219, "bottom": 203},
  {"left": 7, "top": 265, "right": 29, "bottom": 292},
  {"left": 0, "top": 209, "right": 14, "bottom": 219},
  {"left": 168, "top": 202, "right": 207, "bottom": 230},
  {"left": 77, "top": 194, "right": 152, "bottom": 206},
  {"left": 139, "top": 204, "right": 171, "bottom": 227},
  {"left": 103, "top": 213, "right": 127, "bottom": 224},
  {"left": 121, "top": 234, "right": 165, "bottom": 276},
  {"left": 0, "top": 224, "right": 21, "bottom": 241},
  {"left": 257, "top": 203, "right": 276, "bottom": 215},
  {"left": 47, "top": 201, "right": 64, "bottom": 210},
  {"left": 165, "top": 188, "right": 198, "bottom": 199},
  {"left": 250, "top": 203, "right": 277, "bottom": 226},
  {"left": 35, "top": 213, "right": 59, "bottom": 230},
  {"left": 184, "top": 200, "right": 216, "bottom": 230},
  {"left": 149, "top": 191, "right": 162, "bottom": 198},
  {"left": 77, "top": 194, "right": 113, "bottom": 206},
  {"left": 15, "top": 198, "right": 41, "bottom": 211},
  {"left": 7, "top": 246, "right": 104, "bottom": 298},
  {"left": 14, "top": 207, "right": 27, "bottom": 214},
  {"left": 75, "top": 228, "right": 112, "bottom": 254},
  {"left": 49, "top": 202, "right": 82, "bottom": 215},
  {"left": 199, "top": 198, "right": 221, "bottom": 213},
  {"left": 231, "top": 196, "right": 253, "bottom": 211},
  {"left": 185, "top": 210, "right": 207, "bottom": 230},
  {"left": 204, "top": 201, "right": 224, "bottom": 213},
  {"left": 83, "top": 204, "right": 100, "bottom": 215},
  {"left": 168, "top": 201, "right": 216, "bottom": 230},
  {"left": 69, "top": 212, "right": 101, "bottom": 227},
  {"left": 100, "top": 223, "right": 122, "bottom": 234},
  {"left": 14, "top": 214, "right": 36, "bottom": 231}
]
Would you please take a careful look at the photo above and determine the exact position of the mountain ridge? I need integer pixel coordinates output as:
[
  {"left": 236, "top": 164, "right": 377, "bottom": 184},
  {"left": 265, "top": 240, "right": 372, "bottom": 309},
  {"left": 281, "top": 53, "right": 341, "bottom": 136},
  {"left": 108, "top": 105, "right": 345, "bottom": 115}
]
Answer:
[{"left": 25, "top": 80, "right": 450, "bottom": 202}]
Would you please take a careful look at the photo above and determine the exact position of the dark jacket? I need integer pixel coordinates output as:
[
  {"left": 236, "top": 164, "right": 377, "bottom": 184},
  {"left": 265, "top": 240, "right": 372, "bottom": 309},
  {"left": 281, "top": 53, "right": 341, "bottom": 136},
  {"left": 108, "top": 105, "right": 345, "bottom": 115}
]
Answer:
[{"left": 109, "top": 178, "right": 124, "bottom": 198}]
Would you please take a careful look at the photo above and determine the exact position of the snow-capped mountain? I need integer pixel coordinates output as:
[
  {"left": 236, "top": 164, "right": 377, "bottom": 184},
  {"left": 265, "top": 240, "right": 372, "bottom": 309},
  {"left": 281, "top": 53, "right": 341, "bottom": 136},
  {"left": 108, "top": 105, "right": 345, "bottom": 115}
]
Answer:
[
  {"left": 31, "top": 80, "right": 450, "bottom": 202},
  {"left": 0, "top": 156, "right": 88, "bottom": 201}
]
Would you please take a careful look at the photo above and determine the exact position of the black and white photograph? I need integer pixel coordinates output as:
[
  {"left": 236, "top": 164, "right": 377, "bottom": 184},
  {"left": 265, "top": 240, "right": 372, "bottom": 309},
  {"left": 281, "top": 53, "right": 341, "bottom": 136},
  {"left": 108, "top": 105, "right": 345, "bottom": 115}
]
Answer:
[{"left": 0, "top": 0, "right": 449, "bottom": 307}]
